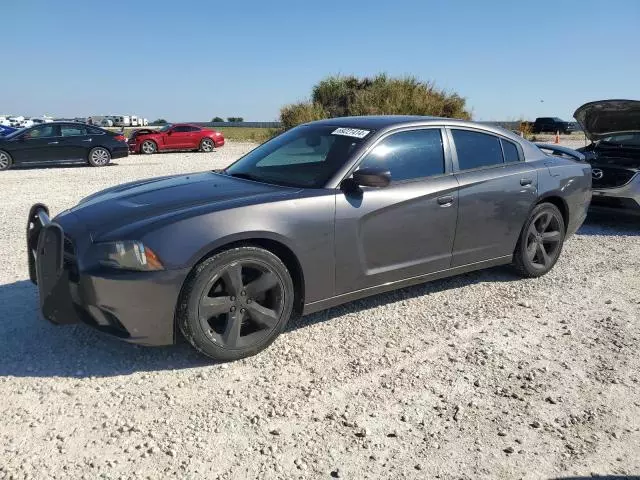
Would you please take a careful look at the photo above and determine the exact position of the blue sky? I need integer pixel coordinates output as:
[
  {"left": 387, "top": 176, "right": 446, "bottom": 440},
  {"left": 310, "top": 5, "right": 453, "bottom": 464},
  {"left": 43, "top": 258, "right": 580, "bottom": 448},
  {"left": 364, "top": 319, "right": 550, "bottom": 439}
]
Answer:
[{"left": 1, "top": 0, "right": 638, "bottom": 122}]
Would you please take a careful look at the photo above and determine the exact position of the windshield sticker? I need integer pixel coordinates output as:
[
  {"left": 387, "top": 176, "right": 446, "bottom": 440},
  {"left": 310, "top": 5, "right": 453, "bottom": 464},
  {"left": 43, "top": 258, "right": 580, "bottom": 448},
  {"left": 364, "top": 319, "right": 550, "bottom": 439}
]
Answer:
[{"left": 331, "top": 127, "right": 370, "bottom": 139}]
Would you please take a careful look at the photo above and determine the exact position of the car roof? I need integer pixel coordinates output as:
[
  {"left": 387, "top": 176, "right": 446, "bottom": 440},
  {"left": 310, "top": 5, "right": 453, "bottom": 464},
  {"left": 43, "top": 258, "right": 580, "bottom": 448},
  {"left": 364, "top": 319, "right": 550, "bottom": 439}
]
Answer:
[{"left": 308, "top": 115, "right": 442, "bottom": 129}]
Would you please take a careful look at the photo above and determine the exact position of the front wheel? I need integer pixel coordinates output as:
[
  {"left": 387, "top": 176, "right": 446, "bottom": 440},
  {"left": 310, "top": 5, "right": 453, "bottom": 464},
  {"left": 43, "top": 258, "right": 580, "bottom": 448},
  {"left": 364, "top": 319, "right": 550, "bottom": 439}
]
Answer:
[
  {"left": 178, "top": 247, "right": 294, "bottom": 361},
  {"left": 0, "top": 150, "right": 13, "bottom": 171},
  {"left": 513, "top": 203, "right": 565, "bottom": 277},
  {"left": 88, "top": 147, "right": 111, "bottom": 167},
  {"left": 141, "top": 140, "right": 157, "bottom": 155},
  {"left": 200, "top": 138, "right": 215, "bottom": 152}
]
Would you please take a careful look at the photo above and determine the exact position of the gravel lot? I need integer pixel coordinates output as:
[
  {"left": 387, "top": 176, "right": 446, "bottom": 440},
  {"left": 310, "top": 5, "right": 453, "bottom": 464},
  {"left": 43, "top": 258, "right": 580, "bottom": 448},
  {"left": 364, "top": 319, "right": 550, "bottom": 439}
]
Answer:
[{"left": 1, "top": 141, "right": 639, "bottom": 480}]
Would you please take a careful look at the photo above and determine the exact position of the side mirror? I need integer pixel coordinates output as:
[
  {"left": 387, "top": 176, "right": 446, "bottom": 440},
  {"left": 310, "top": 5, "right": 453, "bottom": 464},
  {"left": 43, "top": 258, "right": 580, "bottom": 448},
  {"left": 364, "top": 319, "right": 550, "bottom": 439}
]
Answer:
[
  {"left": 352, "top": 167, "right": 391, "bottom": 188},
  {"left": 166, "top": 130, "right": 172, "bottom": 135}
]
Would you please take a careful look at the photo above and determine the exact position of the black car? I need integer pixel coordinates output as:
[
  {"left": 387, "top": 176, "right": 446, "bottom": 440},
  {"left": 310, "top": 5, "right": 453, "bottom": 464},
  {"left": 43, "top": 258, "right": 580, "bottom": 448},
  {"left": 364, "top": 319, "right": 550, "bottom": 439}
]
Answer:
[
  {"left": 532, "top": 117, "right": 574, "bottom": 135},
  {"left": 26, "top": 116, "right": 592, "bottom": 361},
  {"left": 573, "top": 99, "right": 640, "bottom": 216},
  {"left": 0, "top": 122, "right": 128, "bottom": 171}
]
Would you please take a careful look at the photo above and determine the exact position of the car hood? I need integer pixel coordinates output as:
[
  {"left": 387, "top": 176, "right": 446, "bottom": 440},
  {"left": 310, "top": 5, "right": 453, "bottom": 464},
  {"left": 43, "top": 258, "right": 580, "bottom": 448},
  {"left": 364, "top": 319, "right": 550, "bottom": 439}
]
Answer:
[
  {"left": 61, "top": 172, "right": 298, "bottom": 238},
  {"left": 573, "top": 99, "right": 640, "bottom": 141}
]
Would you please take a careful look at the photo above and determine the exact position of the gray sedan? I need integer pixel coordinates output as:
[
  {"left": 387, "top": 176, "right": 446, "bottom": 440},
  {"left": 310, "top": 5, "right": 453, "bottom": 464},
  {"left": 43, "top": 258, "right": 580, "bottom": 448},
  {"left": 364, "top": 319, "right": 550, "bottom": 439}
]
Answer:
[{"left": 27, "top": 116, "right": 592, "bottom": 360}]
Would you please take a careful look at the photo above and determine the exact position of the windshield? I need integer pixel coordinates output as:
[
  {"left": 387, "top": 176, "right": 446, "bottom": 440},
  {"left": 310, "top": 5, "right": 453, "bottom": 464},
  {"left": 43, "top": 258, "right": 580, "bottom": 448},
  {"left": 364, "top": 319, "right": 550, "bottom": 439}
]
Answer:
[
  {"left": 159, "top": 124, "right": 173, "bottom": 132},
  {"left": 598, "top": 132, "right": 640, "bottom": 147},
  {"left": 224, "top": 125, "right": 373, "bottom": 188}
]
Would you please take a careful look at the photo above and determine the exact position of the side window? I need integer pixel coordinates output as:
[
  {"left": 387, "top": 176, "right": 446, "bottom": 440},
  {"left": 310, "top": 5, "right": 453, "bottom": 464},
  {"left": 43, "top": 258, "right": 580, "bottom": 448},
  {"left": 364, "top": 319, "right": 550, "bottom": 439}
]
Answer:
[
  {"left": 24, "top": 124, "right": 58, "bottom": 139},
  {"left": 61, "top": 125, "right": 86, "bottom": 137},
  {"left": 173, "top": 126, "right": 191, "bottom": 133},
  {"left": 87, "top": 126, "right": 105, "bottom": 135},
  {"left": 501, "top": 139, "right": 521, "bottom": 163},
  {"left": 187, "top": 126, "right": 201, "bottom": 132},
  {"left": 358, "top": 129, "right": 445, "bottom": 182},
  {"left": 451, "top": 129, "right": 504, "bottom": 170}
]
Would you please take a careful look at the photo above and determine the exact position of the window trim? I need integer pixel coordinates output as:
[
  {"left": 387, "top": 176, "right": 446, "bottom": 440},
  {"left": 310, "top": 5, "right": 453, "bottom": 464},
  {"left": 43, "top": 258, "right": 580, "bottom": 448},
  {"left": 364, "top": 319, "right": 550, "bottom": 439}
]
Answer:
[
  {"left": 447, "top": 127, "right": 523, "bottom": 174},
  {"left": 338, "top": 126, "right": 453, "bottom": 187}
]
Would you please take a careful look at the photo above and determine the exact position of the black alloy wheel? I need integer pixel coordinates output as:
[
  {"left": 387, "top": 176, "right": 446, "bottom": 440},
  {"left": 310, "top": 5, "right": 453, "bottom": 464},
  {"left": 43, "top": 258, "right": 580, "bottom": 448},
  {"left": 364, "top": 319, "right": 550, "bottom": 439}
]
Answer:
[
  {"left": 178, "top": 247, "right": 294, "bottom": 361},
  {"left": 513, "top": 203, "right": 565, "bottom": 277}
]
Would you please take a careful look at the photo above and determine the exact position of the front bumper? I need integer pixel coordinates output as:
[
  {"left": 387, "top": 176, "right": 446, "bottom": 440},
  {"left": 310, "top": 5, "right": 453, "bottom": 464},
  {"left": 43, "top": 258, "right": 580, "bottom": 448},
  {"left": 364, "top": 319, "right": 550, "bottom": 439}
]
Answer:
[
  {"left": 589, "top": 174, "right": 640, "bottom": 217},
  {"left": 26, "top": 204, "right": 187, "bottom": 346}
]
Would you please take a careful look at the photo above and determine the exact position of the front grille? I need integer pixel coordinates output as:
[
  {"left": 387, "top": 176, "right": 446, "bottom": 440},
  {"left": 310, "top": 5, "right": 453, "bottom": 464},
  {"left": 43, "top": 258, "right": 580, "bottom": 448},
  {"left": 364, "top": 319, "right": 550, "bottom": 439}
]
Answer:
[
  {"left": 63, "top": 235, "right": 79, "bottom": 283},
  {"left": 592, "top": 167, "right": 637, "bottom": 189}
]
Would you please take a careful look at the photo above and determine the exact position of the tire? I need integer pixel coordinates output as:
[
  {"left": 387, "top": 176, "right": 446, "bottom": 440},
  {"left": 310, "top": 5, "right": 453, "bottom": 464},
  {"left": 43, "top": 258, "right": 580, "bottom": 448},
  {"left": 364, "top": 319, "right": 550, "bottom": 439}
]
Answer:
[
  {"left": 513, "top": 203, "right": 565, "bottom": 278},
  {"left": 88, "top": 147, "right": 111, "bottom": 167},
  {"left": 0, "top": 150, "right": 12, "bottom": 171},
  {"left": 140, "top": 140, "right": 157, "bottom": 155},
  {"left": 178, "top": 246, "right": 295, "bottom": 361},
  {"left": 200, "top": 138, "right": 215, "bottom": 153}
]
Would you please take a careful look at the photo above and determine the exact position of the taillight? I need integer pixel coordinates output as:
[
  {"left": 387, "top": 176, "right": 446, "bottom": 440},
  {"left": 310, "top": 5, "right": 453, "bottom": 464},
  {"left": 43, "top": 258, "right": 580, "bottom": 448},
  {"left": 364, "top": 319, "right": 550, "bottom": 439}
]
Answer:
[{"left": 114, "top": 135, "right": 125, "bottom": 142}]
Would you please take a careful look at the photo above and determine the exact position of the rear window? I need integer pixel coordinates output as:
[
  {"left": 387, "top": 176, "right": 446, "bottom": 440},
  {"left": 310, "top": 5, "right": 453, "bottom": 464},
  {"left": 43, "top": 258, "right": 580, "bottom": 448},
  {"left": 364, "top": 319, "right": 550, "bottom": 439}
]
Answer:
[{"left": 501, "top": 139, "right": 521, "bottom": 163}]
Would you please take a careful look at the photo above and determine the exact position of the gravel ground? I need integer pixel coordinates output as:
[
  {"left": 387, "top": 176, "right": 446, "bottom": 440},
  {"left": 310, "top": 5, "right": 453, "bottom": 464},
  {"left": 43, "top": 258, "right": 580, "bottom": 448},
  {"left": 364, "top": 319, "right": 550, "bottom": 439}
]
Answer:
[{"left": 1, "top": 141, "right": 639, "bottom": 480}]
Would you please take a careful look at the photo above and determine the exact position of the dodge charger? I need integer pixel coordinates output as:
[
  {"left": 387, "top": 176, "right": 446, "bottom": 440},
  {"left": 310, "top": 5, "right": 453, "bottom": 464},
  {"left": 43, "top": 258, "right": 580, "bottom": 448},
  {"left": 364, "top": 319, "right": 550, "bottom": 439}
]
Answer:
[{"left": 27, "top": 116, "right": 592, "bottom": 361}]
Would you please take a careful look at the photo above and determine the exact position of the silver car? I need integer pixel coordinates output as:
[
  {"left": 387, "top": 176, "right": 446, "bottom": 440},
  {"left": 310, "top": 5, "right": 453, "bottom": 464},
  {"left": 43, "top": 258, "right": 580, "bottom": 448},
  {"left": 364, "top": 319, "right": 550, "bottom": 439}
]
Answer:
[{"left": 574, "top": 99, "right": 640, "bottom": 216}]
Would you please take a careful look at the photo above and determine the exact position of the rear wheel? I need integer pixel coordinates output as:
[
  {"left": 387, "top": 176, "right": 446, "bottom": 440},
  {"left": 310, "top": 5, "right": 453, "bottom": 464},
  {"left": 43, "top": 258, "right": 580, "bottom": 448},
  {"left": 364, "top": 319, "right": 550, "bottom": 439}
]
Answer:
[
  {"left": 513, "top": 203, "right": 565, "bottom": 277},
  {"left": 0, "top": 150, "right": 12, "bottom": 171},
  {"left": 200, "top": 138, "right": 215, "bottom": 152},
  {"left": 141, "top": 140, "right": 157, "bottom": 154},
  {"left": 178, "top": 247, "right": 294, "bottom": 361},
  {"left": 88, "top": 147, "right": 111, "bottom": 167}
]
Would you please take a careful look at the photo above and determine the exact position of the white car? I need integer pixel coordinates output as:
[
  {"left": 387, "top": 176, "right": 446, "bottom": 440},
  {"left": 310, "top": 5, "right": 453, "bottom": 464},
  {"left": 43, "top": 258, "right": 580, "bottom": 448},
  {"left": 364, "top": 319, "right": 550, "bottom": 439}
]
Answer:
[{"left": 0, "top": 117, "right": 11, "bottom": 127}]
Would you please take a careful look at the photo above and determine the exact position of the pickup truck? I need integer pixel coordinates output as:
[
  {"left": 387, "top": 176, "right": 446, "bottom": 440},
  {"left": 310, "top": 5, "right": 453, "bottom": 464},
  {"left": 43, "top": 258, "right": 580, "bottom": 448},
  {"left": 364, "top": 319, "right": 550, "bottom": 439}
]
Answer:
[{"left": 525, "top": 117, "right": 575, "bottom": 134}]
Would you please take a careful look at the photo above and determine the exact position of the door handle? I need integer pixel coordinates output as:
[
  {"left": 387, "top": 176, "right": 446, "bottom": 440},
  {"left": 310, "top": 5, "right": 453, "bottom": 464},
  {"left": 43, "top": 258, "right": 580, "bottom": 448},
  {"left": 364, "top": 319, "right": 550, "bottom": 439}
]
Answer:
[
  {"left": 82, "top": 138, "right": 93, "bottom": 142},
  {"left": 437, "top": 195, "right": 454, "bottom": 206},
  {"left": 520, "top": 178, "right": 533, "bottom": 186},
  {"left": 47, "top": 141, "right": 59, "bottom": 145}
]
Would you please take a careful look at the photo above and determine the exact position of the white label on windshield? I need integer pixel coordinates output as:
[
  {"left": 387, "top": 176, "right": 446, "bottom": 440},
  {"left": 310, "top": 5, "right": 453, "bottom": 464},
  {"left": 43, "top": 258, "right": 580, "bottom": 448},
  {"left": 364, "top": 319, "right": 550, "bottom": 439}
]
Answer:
[{"left": 331, "top": 127, "right": 370, "bottom": 138}]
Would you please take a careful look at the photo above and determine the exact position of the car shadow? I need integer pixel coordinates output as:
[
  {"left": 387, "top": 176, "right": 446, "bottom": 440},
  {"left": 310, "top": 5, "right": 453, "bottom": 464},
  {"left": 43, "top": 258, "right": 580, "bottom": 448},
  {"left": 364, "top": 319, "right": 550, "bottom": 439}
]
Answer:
[
  {"left": 10, "top": 162, "right": 120, "bottom": 171},
  {"left": 578, "top": 212, "right": 639, "bottom": 237},
  {"left": 0, "top": 265, "right": 520, "bottom": 379}
]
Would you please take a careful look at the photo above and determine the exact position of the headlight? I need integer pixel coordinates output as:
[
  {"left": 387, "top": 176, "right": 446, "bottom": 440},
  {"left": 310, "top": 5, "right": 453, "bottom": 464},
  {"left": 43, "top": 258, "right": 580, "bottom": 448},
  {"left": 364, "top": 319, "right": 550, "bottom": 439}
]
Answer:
[{"left": 96, "top": 241, "right": 164, "bottom": 271}]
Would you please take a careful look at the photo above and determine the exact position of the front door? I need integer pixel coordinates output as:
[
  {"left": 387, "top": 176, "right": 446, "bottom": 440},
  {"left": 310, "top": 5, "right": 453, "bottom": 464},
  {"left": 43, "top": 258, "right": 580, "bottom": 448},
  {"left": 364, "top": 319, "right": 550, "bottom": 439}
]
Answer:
[
  {"left": 335, "top": 128, "right": 459, "bottom": 295},
  {"left": 9, "top": 124, "right": 62, "bottom": 164},
  {"left": 165, "top": 126, "right": 193, "bottom": 149},
  {"left": 447, "top": 128, "right": 538, "bottom": 267}
]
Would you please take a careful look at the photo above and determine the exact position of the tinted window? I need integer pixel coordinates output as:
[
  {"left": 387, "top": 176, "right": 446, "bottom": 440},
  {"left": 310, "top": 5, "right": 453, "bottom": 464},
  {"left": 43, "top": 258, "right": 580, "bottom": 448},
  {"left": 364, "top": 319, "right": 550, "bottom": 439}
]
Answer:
[
  {"left": 187, "top": 126, "right": 201, "bottom": 132},
  {"left": 87, "top": 126, "right": 105, "bottom": 135},
  {"left": 501, "top": 139, "right": 520, "bottom": 163},
  {"left": 359, "top": 129, "right": 444, "bottom": 182},
  {"left": 61, "top": 125, "right": 86, "bottom": 137},
  {"left": 173, "top": 126, "right": 193, "bottom": 133},
  {"left": 452, "top": 129, "right": 503, "bottom": 170}
]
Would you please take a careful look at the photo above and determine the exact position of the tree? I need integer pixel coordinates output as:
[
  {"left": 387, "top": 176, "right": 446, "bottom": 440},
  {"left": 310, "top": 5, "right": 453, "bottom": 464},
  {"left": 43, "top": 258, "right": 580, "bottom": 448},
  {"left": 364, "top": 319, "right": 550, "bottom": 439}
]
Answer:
[
  {"left": 211, "top": 117, "right": 224, "bottom": 122},
  {"left": 152, "top": 118, "right": 168, "bottom": 125},
  {"left": 279, "top": 74, "right": 471, "bottom": 130},
  {"left": 227, "top": 117, "right": 244, "bottom": 123}
]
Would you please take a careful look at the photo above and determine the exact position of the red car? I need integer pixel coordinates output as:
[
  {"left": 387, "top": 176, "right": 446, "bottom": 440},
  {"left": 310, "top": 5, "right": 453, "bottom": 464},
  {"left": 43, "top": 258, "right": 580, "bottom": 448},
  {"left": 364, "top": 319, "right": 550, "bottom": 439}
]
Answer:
[{"left": 128, "top": 123, "right": 225, "bottom": 154}]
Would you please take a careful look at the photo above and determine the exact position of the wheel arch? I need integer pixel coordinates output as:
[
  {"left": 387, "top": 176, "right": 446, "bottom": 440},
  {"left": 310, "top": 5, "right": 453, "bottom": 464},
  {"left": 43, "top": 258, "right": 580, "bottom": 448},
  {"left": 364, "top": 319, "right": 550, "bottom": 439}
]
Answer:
[
  {"left": 173, "top": 235, "right": 306, "bottom": 342},
  {"left": 535, "top": 194, "right": 569, "bottom": 231}
]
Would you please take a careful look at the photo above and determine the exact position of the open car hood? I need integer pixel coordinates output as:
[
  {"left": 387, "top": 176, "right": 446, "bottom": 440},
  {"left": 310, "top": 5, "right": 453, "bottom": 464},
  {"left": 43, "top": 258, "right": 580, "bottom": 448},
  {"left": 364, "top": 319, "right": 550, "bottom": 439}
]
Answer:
[{"left": 573, "top": 99, "right": 640, "bottom": 141}]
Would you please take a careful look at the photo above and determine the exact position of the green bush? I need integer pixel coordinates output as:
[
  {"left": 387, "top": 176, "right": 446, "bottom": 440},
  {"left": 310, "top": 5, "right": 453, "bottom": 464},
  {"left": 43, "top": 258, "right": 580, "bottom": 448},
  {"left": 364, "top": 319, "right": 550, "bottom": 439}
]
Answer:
[
  {"left": 152, "top": 118, "right": 168, "bottom": 125},
  {"left": 211, "top": 116, "right": 224, "bottom": 122},
  {"left": 227, "top": 117, "right": 244, "bottom": 123},
  {"left": 279, "top": 102, "right": 327, "bottom": 131},
  {"left": 280, "top": 74, "right": 471, "bottom": 129}
]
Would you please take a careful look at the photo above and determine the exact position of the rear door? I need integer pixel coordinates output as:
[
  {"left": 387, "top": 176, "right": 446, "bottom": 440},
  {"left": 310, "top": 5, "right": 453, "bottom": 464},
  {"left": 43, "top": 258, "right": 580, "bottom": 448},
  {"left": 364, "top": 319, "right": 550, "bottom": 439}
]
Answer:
[
  {"left": 334, "top": 127, "right": 459, "bottom": 294},
  {"left": 58, "top": 123, "right": 91, "bottom": 161},
  {"left": 448, "top": 128, "right": 537, "bottom": 267}
]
